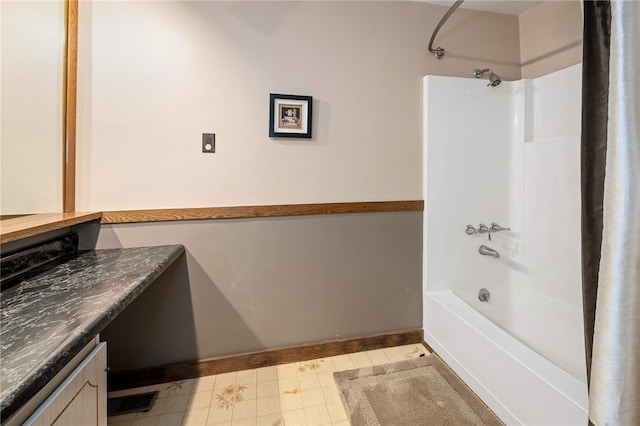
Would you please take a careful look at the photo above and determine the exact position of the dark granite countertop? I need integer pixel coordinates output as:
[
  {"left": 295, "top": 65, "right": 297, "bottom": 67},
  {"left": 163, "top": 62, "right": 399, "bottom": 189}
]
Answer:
[{"left": 0, "top": 245, "right": 185, "bottom": 422}]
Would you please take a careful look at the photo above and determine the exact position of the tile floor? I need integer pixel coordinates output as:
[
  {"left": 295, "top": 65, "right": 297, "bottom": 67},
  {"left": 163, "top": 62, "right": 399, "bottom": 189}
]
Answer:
[{"left": 107, "top": 343, "right": 430, "bottom": 426}]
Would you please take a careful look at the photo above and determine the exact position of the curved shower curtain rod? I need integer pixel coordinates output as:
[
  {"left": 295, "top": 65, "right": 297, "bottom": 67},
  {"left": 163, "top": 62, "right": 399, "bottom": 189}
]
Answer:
[{"left": 428, "top": 0, "right": 465, "bottom": 60}]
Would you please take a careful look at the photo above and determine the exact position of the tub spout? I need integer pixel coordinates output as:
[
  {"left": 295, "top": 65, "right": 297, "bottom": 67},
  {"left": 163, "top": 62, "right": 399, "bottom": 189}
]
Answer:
[{"left": 479, "top": 245, "right": 500, "bottom": 258}]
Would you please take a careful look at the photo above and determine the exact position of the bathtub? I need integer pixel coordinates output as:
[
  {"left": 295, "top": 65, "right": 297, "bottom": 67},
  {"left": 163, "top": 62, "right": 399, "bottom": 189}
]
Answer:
[
  {"left": 423, "top": 68, "right": 588, "bottom": 425},
  {"left": 424, "top": 291, "right": 588, "bottom": 425}
]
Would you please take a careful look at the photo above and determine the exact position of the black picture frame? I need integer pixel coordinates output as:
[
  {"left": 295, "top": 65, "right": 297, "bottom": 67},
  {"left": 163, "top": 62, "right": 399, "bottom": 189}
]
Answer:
[{"left": 269, "top": 93, "right": 313, "bottom": 138}]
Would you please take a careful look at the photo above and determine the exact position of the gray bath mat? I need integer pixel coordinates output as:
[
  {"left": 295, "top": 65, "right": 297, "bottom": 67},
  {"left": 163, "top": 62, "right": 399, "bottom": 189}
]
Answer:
[{"left": 333, "top": 354, "right": 504, "bottom": 426}]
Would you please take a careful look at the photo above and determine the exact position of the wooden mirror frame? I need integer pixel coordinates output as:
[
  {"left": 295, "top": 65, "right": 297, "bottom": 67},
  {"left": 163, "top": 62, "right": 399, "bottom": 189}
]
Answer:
[{"left": 63, "top": 0, "right": 78, "bottom": 213}]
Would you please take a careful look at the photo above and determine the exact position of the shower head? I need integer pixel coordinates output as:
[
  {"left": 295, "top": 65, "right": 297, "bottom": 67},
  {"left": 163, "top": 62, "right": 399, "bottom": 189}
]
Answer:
[{"left": 473, "top": 68, "right": 501, "bottom": 87}]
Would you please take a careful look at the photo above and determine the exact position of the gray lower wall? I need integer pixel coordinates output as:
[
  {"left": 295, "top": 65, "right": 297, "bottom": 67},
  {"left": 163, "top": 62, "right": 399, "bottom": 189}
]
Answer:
[{"left": 82, "top": 211, "right": 422, "bottom": 371}]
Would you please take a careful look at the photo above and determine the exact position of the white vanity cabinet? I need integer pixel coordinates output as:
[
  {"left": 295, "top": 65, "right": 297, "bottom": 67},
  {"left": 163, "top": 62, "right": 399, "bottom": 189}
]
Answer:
[{"left": 23, "top": 343, "right": 107, "bottom": 426}]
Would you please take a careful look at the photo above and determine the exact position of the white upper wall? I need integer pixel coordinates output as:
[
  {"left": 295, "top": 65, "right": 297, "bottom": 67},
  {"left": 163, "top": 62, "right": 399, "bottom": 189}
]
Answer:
[
  {"left": 76, "top": 1, "right": 521, "bottom": 210},
  {"left": 423, "top": 0, "right": 543, "bottom": 16},
  {"left": 519, "top": 0, "right": 582, "bottom": 79}
]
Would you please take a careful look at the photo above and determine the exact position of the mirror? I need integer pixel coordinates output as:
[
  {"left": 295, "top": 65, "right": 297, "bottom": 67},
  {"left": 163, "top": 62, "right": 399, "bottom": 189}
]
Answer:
[{"left": 1, "top": 0, "right": 75, "bottom": 217}]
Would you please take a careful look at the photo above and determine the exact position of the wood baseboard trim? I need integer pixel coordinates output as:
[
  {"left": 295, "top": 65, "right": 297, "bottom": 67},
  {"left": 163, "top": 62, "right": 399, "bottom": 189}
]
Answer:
[
  {"left": 422, "top": 340, "right": 435, "bottom": 354},
  {"left": 108, "top": 329, "right": 424, "bottom": 391},
  {"left": 101, "top": 200, "right": 424, "bottom": 224}
]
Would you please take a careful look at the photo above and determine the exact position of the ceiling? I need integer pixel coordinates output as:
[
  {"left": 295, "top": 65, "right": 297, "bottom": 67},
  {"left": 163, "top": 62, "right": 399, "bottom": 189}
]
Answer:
[{"left": 423, "top": 0, "right": 544, "bottom": 16}]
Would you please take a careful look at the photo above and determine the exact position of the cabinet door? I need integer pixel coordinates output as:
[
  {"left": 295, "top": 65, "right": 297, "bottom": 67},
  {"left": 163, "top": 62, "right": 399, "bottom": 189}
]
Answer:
[{"left": 25, "top": 343, "right": 107, "bottom": 426}]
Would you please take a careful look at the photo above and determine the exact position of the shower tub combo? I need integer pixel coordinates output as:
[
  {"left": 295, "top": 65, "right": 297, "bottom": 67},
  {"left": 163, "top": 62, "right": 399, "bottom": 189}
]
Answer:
[{"left": 423, "top": 65, "right": 588, "bottom": 425}]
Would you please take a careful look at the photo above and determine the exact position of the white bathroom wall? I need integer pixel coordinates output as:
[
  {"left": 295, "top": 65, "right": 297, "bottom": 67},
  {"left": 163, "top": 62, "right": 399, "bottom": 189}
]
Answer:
[
  {"left": 424, "top": 64, "right": 586, "bottom": 382},
  {"left": 424, "top": 75, "right": 524, "bottom": 328},
  {"left": 519, "top": 63, "right": 585, "bottom": 380},
  {"left": 76, "top": 1, "right": 522, "bottom": 211}
]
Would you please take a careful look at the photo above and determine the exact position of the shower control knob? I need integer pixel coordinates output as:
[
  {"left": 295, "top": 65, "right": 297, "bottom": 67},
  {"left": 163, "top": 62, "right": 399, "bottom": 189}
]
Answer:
[
  {"left": 478, "top": 224, "right": 491, "bottom": 240},
  {"left": 465, "top": 225, "right": 477, "bottom": 235},
  {"left": 490, "top": 222, "right": 511, "bottom": 232}
]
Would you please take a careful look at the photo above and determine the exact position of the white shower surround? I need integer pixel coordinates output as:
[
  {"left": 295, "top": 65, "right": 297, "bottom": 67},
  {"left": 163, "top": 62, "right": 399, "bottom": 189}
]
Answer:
[{"left": 423, "top": 64, "right": 588, "bottom": 425}]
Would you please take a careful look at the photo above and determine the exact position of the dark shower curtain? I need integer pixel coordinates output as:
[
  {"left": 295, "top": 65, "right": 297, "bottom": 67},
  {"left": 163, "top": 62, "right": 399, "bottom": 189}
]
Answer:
[
  {"left": 580, "top": 0, "right": 610, "bottom": 386},
  {"left": 581, "top": 1, "right": 640, "bottom": 425}
]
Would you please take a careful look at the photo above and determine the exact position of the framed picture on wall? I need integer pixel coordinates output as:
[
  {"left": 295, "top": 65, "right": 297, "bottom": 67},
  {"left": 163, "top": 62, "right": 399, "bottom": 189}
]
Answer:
[{"left": 269, "top": 94, "right": 313, "bottom": 138}]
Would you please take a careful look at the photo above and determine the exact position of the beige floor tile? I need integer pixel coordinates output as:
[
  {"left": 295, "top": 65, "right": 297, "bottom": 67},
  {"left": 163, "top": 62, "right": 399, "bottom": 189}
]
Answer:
[
  {"left": 231, "top": 418, "right": 256, "bottom": 426},
  {"left": 256, "top": 366, "right": 277, "bottom": 383},
  {"left": 381, "top": 346, "right": 407, "bottom": 362},
  {"left": 236, "top": 369, "right": 258, "bottom": 386},
  {"left": 163, "top": 394, "right": 190, "bottom": 414},
  {"left": 107, "top": 420, "right": 133, "bottom": 426},
  {"left": 318, "top": 356, "right": 337, "bottom": 373},
  {"left": 348, "top": 352, "right": 372, "bottom": 368},
  {"left": 281, "top": 409, "right": 307, "bottom": 426},
  {"left": 189, "top": 391, "right": 214, "bottom": 410},
  {"left": 135, "top": 398, "right": 166, "bottom": 418},
  {"left": 300, "top": 389, "right": 325, "bottom": 408},
  {"left": 314, "top": 358, "right": 336, "bottom": 373},
  {"left": 296, "top": 359, "right": 325, "bottom": 375},
  {"left": 326, "top": 402, "right": 347, "bottom": 423},
  {"left": 317, "top": 372, "right": 334, "bottom": 389},
  {"left": 151, "top": 381, "right": 191, "bottom": 400},
  {"left": 298, "top": 373, "right": 321, "bottom": 391},
  {"left": 279, "top": 392, "right": 304, "bottom": 412},
  {"left": 330, "top": 355, "right": 354, "bottom": 372},
  {"left": 303, "top": 405, "right": 331, "bottom": 426},
  {"left": 212, "top": 383, "right": 250, "bottom": 411},
  {"left": 166, "top": 380, "right": 197, "bottom": 397},
  {"left": 214, "top": 372, "right": 238, "bottom": 390},
  {"left": 321, "top": 387, "right": 342, "bottom": 406},
  {"left": 207, "top": 405, "right": 233, "bottom": 425},
  {"left": 256, "top": 396, "right": 280, "bottom": 417},
  {"left": 182, "top": 407, "right": 209, "bottom": 426},
  {"left": 276, "top": 363, "right": 298, "bottom": 379},
  {"left": 193, "top": 376, "right": 216, "bottom": 393},
  {"left": 402, "top": 343, "right": 427, "bottom": 358},
  {"left": 256, "top": 381, "right": 279, "bottom": 399},
  {"left": 131, "top": 417, "right": 159, "bottom": 426},
  {"left": 366, "top": 348, "right": 391, "bottom": 365},
  {"left": 113, "top": 344, "right": 432, "bottom": 426},
  {"left": 256, "top": 413, "right": 284, "bottom": 426},
  {"left": 241, "top": 384, "right": 257, "bottom": 401},
  {"left": 147, "top": 383, "right": 171, "bottom": 399},
  {"left": 108, "top": 412, "right": 137, "bottom": 422},
  {"left": 157, "top": 412, "right": 184, "bottom": 426},
  {"left": 232, "top": 399, "right": 257, "bottom": 421},
  {"left": 278, "top": 377, "right": 299, "bottom": 394}
]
